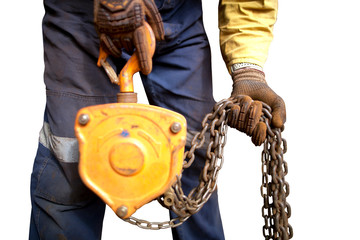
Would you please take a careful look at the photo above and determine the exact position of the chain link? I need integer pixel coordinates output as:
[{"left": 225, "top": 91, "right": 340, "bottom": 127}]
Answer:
[
  {"left": 123, "top": 97, "right": 293, "bottom": 239},
  {"left": 260, "top": 110, "right": 293, "bottom": 239}
]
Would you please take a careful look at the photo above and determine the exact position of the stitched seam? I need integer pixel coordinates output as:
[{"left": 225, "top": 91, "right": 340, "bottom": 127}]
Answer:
[
  {"left": 36, "top": 145, "right": 49, "bottom": 183},
  {"left": 35, "top": 207, "right": 40, "bottom": 236},
  {"left": 46, "top": 90, "right": 117, "bottom": 102}
]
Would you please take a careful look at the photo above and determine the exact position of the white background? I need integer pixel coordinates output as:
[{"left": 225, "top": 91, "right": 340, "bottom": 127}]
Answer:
[{"left": 1, "top": 0, "right": 360, "bottom": 239}]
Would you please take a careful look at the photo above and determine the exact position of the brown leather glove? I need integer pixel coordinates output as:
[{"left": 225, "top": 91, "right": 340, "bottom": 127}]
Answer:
[
  {"left": 228, "top": 68, "right": 286, "bottom": 146},
  {"left": 94, "top": 0, "right": 165, "bottom": 75}
]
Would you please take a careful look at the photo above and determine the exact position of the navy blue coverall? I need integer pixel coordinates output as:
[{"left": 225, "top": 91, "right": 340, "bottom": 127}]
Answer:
[{"left": 29, "top": 0, "right": 225, "bottom": 239}]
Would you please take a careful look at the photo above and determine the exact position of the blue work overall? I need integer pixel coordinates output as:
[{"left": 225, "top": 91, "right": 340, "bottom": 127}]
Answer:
[{"left": 29, "top": 0, "right": 225, "bottom": 239}]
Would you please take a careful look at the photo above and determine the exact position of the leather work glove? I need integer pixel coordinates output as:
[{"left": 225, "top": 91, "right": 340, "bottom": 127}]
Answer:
[
  {"left": 228, "top": 67, "right": 286, "bottom": 146},
  {"left": 94, "top": 0, "right": 165, "bottom": 75}
]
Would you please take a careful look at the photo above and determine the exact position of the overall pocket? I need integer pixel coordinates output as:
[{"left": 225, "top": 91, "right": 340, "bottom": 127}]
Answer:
[{"left": 33, "top": 139, "right": 95, "bottom": 206}]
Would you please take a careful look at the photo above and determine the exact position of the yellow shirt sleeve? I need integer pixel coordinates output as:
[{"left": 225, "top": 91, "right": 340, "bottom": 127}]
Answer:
[{"left": 219, "top": 0, "right": 278, "bottom": 72}]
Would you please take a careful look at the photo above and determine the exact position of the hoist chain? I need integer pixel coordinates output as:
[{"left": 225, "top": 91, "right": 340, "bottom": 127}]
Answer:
[
  {"left": 124, "top": 97, "right": 293, "bottom": 239},
  {"left": 259, "top": 105, "right": 293, "bottom": 239}
]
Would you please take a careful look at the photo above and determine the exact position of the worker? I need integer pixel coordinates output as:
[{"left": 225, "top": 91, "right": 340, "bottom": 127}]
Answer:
[{"left": 29, "top": 0, "right": 285, "bottom": 239}]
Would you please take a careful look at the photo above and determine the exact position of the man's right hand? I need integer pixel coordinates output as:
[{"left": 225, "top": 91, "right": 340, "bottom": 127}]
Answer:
[{"left": 94, "top": 0, "right": 164, "bottom": 75}]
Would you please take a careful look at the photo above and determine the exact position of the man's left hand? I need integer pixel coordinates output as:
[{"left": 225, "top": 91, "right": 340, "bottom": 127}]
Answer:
[{"left": 228, "top": 67, "right": 286, "bottom": 146}]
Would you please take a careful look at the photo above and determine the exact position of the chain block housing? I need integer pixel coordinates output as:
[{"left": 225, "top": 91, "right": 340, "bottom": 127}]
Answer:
[{"left": 75, "top": 103, "right": 186, "bottom": 218}]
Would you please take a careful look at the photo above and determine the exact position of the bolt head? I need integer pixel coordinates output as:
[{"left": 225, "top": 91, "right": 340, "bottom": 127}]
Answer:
[
  {"left": 164, "top": 194, "right": 174, "bottom": 207},
  {"left": 116, "top": 205, "right": 128, "bottom": 218},
  {"left": 78, "top": 114, "right": 90, "bottom": 125},
  {"left": 170, "top": 122, "right": 181, "bottom": 133}
]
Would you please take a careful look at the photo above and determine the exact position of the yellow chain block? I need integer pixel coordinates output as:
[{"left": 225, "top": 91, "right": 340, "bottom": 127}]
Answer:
[
  {"left": 75, "top": 22, "right": 185, "bottom": 219},
  {"left": 75, "top": 103, "right": 186, "bottom": 219}
]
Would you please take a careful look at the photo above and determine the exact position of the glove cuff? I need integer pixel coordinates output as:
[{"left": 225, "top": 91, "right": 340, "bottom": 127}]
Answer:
[
  {"left": 231, "top": 62, "right": 263, "bottom": 73},
  {"left": 232, "top": 67, "right": 266, "bottom": 84}
]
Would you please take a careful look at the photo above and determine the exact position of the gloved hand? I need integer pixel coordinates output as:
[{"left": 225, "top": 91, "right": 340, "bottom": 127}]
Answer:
[
  {"left": 94, "top": 0, "right": 165, "bottom": 75},
  {"left": 228, "top": 67, "right": 286, "bottom": 146}
]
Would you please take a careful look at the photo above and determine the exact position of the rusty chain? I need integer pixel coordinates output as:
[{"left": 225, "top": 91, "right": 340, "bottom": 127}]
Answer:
[
  {"left": 259, "top": 103, "right": 293, "bottom": 239},
  {"left": 123, "top": 97, "right": 293, "bottom": 239}
]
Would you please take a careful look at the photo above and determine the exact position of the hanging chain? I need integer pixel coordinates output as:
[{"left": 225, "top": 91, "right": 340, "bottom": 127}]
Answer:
[
  {"left": 260, "top": 104, "right": 293, "bottom": 239},
  {"left": 123, "top": 97, "right": 293, "bottom": 239}
]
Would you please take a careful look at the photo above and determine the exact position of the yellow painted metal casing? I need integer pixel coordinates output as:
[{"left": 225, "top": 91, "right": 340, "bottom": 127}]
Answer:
[{"left": 75, "top": 103, "right": 186, "bottom": 219}]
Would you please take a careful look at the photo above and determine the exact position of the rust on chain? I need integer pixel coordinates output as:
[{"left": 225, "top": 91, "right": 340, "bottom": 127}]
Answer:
[{"left": 123, "top": 97, "right": 293, "bottom": 239}]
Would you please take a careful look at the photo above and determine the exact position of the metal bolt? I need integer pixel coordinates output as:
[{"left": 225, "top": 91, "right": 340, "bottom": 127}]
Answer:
[
  {"left": 163, "top": 193, "right": 175, "bottom": 207},
  {"left": 116, "top": 205, "right": 128, "bottom": 218},
  {"left": 170, "top": 122, "right": 181, "bottom": 133},
  {"left": 78, "top": 114, "right": 90, "bottom": 125}
]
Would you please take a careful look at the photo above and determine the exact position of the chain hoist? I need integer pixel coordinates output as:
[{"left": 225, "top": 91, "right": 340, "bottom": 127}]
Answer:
[
  {"left": 122, "top": 98, "right": 293, "bottom": 239},
  {"left": 75, "top": 22, "right": 293, "bottom": 239}
]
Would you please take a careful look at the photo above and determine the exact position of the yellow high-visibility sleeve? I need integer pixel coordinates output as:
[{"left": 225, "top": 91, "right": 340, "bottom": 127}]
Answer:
[{"left": 219, "top": 0, "right": 278, "bottom": 72}]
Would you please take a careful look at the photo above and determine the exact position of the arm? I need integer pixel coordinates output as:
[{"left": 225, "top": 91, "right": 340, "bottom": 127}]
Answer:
[
  {"left": 219, "top": 0, "right": 277, "bottom": 70},
  {"left": 219, "top": 0, "right": 285, "bottom": 146}
]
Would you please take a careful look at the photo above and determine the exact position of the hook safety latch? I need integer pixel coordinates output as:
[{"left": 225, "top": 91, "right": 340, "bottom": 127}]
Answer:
[{"left": 97, "top": 22, "right": 156, "bottom": 103}]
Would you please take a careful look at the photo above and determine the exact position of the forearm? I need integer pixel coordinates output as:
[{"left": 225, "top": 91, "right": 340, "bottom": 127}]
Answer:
[{"left": 219, "top": 0, "right": 278, "bottom": 71}]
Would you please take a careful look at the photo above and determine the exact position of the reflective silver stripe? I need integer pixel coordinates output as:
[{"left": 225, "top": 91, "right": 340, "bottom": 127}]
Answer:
[
  {"left": 39, "top": 122, "right": 79, "bottom": 163},
  {"left": 39, "top": 123, "right": 209, "bottom": 162}
]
